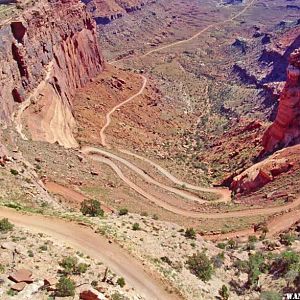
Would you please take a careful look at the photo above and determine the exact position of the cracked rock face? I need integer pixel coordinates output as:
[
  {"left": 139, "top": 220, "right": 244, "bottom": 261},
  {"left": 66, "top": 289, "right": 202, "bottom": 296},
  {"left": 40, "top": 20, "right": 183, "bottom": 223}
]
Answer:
[{"left": 262, "top": 48, "right": 300, "bottom": 154}]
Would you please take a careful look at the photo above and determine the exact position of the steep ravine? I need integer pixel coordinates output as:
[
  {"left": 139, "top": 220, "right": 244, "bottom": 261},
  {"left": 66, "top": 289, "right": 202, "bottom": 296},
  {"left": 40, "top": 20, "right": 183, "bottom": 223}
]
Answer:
[{"left": 0, "top": 0, "right": 104, "bottom": 147}]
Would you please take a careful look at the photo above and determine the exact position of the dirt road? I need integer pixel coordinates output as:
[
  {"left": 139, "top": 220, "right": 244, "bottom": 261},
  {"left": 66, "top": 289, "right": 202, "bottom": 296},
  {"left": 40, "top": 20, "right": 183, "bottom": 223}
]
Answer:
[
  {"left": 0, "top": 207, "right": 181, "bottom": 300},
  {"left": 110, "top": 0, "right": 257, "bottom": 61},
  {"left": 100, "top": 75, "right": 147, "bottom": 148},
  {"left": 81, "top": 147, "right": 300, "bottom": 219}
]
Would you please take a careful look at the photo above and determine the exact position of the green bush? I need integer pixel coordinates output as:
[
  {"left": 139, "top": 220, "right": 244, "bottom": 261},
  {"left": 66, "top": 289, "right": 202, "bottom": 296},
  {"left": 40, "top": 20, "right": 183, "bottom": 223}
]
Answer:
[
  {"left": 59, "top": 256, "right": 88, "bottom": 275},
  {"left": 117, "top": 277, "right": 126, "bottom": 287},
  {"left": 55, "top": 276, "right": 75, "bottom": 297},
  {"left": 132, "top": 223, "right": 140, "bottom": 231},
  {"left": 217, "top": 242, "right": 226, "bottom": 250},
  {"left": 76, "top": 263, "right": 88, "bottom": 274},
  {"left": 219, "top": 285, "right": 230, "bottom": 300},
  {"left": 247, "top": 252, "right": 265, "bottom": 288},
  {"left": 273, "top": 250, "right": 300, "bottom": 275},
  {"left": 0, "top": 218, "right": 14, "bottom": 233},
  {"left": 186, "top": 251, "right": 213, "bottom": 282},
  {"left": 80, "top": 199, "right": 104, "bottom": 217},
  {"left": 233, "top": 260, "right": 249, "bottom": 273},
  {"left": 59, "top": 256, "right": 78, "bottom": 274},
  {"left": 119, "top": 208, "right": 129, "bottom": 216},
  {"left": 184, "top": 228, "right": 196, "bottom": 239}
]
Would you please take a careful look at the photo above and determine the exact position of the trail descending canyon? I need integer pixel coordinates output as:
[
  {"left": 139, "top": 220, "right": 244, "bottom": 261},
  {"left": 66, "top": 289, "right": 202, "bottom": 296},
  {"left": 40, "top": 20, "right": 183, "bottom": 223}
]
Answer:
[{"left": 0, "top": 207, "right": 181, "bottom": 300}]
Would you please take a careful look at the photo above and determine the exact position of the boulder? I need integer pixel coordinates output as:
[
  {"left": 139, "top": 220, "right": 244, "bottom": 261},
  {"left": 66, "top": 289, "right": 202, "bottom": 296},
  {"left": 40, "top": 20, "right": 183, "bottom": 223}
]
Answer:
[
  {"left": 11, "top": 282, "right": 27, "bottom": 291},
  {"left": 78, "top": 284, "right": 105, "bottom": 300},
  {"left": 8, "top": 269, "right": 33, "bottom": 283}
]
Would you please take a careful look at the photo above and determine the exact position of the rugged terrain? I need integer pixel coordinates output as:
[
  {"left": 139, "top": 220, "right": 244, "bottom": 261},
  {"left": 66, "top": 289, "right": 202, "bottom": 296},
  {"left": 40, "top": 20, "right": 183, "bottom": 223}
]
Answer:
[{"left": 0, "top": 0, "right": 299, "bottom": 299}]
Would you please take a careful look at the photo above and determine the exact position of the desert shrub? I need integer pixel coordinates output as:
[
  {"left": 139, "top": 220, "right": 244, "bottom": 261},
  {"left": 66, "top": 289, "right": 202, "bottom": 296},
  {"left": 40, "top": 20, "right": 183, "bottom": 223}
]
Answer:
[
  {"left": 186, "top": 251, "right": 213, "bottom": 282},
  {"left": 219, "top": 284, "right": 230, "bottom": 300},
  {"left": 184, "top": 228, "right": 196, "bottom": 239},
  {"left": 217, "top": 242, "right": 226, "bottom": 250},
  {"left": 117, "top": 277, "right": 126, "bottom": 287},
  {"left": 248, "top": 235, "right": 258, "bottom": 243},
  {"left": 10, "top": 169, "right": 19, "bottom": 175},
  {"left": 234, "top": 259, "right": 249, "bottom": 273},
  {"left": 247, "top": 252, "right": 265, "bottom": 288},
  {"left": 280, "top": 233, "right": 296, "bottom": 246},
  {"left": 55, "top": 276, "right": 75, "bottom": 297},
  {"left": 0, "top": 218, "right": 14, "bottom": 233},
  {"left": 6, "top": 289, "right": 17, "bottom": 296},
  {"left": 59, "top": 256, "right": 88, "bottom": 275},
  {"left": 111, "top": 292, "right": 129, "bottom": 300},
  {"left": 76, "top": 263, "right": 88, "bottom": 274},
  {"left": 119, "top": 208, "right": 128, "bottom": 216},
  {"left": 132, "top": 223, "right": 140, "bottom": 231},
  {"left": 259, "top": 290, "right": 282, "bottom": 300},
  {"left": 227, "top": 239, "right": 238, "bottom": 249},
  {"left": 80, "top": 199, "right": 104, "bottom": 217},
  {"left": 272, "top": 250, "right": 300, "bottom": 276}
]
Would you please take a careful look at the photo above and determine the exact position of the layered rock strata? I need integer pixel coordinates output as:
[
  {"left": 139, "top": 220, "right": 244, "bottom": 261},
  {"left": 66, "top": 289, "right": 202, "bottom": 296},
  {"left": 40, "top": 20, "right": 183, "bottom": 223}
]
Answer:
[{"left": 0, "top": 0, "right": 104, "bottom": 147}]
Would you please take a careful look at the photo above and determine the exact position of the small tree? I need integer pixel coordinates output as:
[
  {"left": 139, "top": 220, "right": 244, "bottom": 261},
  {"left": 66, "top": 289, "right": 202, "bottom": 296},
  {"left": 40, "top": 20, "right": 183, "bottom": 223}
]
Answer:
[
  {"left": 219, "top": 285, "right": 230, "bottom": 300},
  {"left": 184, "top": 228, "right": 196, "bottom": 239},
  {"left": 80, "top": 199, "right": 104, "bottom": 217},
  {"left": 0, "top": 218, "right": 14, "bottom": 233},
  {"left": 55, "top": 276, "right": 75, "bottom": 297},
  {"left": 186, "top": 251, "right": 213, "bottom": 282}
]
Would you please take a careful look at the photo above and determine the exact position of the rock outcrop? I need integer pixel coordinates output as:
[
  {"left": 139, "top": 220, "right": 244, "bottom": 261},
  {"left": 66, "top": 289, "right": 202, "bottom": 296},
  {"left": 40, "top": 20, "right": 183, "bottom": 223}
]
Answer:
[
  {"left": 0, "top": 0, "right": 104, "bottom": 147},
  {"left": 83, "top": 0, "right": 146, "bottom": 25},
  {"left": 262, "top": 48, "right": 300, "bottom": 154},
  {"left": 231, "top": 154, "right": 293, "bottom": 194}
]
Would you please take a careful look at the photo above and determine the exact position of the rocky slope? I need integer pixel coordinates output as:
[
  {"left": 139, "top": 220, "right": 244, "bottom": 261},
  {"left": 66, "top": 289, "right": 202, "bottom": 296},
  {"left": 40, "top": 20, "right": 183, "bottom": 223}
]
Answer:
[
  {"left": 83, "top": 0, "right": 147, "bottom": 24},
  {"left": 0, "top": 0, "right": 104, "bottom": 147},
  {"left": 262, "top": 47, "right": 300, "bottom": 154}
]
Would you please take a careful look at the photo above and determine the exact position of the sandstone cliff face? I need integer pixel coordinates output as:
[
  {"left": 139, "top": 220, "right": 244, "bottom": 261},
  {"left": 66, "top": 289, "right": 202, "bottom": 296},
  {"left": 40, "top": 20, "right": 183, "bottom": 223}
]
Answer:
[
  {"left": 262, "top": 48, "right": 300, "bottom": 154},
  {"left": 0, "top": 0, "right": 104, "bottom": 147},
  {"left": 83, "top": 0, "right": 146, "bottom": 24}
]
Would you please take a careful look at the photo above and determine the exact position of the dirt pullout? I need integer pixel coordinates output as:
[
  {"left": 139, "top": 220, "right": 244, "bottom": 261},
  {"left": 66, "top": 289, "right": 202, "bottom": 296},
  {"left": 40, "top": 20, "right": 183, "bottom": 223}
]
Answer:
[
  {"left": 45, "top": 181, "right": 113, "bottom": 212},
  {"left": 0, "top": 207, "right": 182, "bottom": 300}
]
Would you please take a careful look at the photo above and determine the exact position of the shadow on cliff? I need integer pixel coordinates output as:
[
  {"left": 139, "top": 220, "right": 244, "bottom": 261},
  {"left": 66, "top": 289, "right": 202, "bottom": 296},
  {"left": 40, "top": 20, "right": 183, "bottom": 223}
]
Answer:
[{"left": 260, "top": 35, "right": 300, "bottom": 83}]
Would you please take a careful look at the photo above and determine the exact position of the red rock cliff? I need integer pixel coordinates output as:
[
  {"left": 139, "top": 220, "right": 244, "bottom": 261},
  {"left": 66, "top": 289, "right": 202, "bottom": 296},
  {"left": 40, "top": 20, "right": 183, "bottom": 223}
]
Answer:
[
  {"left": 0, "top": 0, "right": 104, "bottom": 146},
  {"left": 262, "top": 48, "right": 300, "bottom": 154}
]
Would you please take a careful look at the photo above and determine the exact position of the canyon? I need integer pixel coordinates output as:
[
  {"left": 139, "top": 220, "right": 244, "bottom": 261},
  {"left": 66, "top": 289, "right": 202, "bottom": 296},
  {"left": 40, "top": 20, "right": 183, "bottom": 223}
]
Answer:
[{"left": 0, "top": 0, "right": 299, "bottom": 299}]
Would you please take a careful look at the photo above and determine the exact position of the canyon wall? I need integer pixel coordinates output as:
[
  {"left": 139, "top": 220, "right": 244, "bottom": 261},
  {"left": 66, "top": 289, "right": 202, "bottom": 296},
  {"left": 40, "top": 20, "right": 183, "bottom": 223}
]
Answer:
[
  {"left": 262, "top": 48, "right": 300, "bottom": 154},
  {"left": 83, "top": 0, "right": 146, "bottom": 24},
  {"left": 0, "top": 0, "right": 104, "bottom": 147}
]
